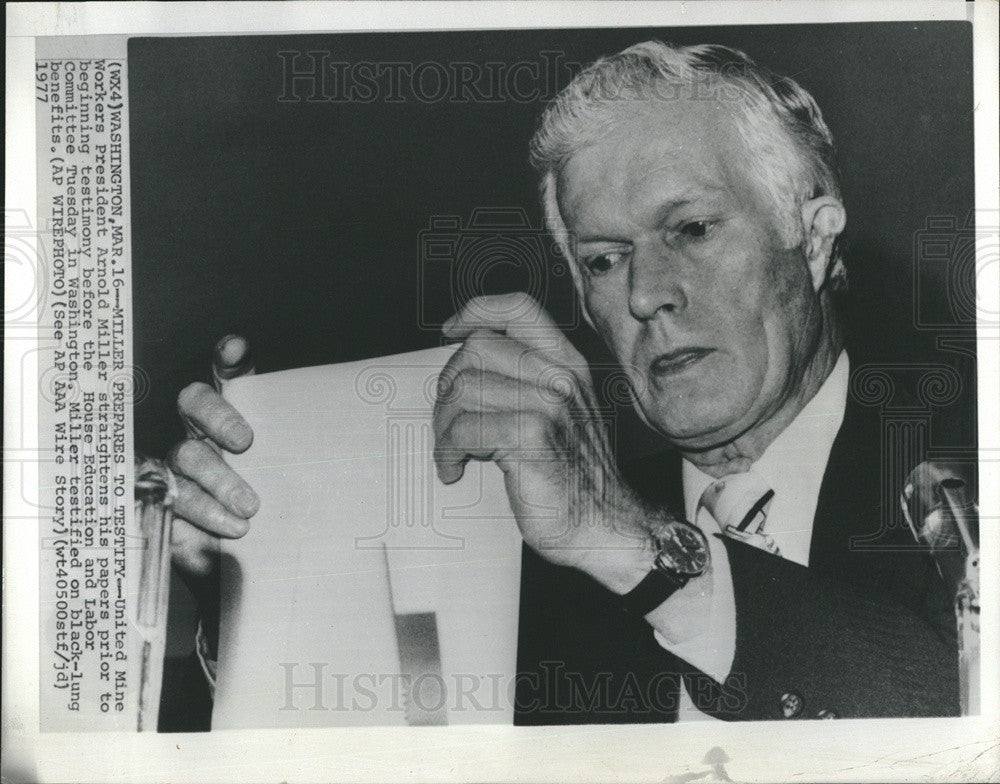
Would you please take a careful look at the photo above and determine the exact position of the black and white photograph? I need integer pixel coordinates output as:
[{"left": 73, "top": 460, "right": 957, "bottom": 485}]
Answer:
[
  {"left": 130, "top": 22, "right": 983, "bottom": 729},
  {"left": 5, "top": 2, "right": 999, "bottom": 782}
]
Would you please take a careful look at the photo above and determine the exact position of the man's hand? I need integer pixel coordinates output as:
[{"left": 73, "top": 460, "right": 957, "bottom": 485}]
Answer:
[
  {"left": 168, "top": 335, "right": 258, "bottom": 597},
  {"left": 433, "top": 293, "right": 659, "bottom": 595},
  {"left": 434, "top": 294, "right": 715, "bottom": 640}
]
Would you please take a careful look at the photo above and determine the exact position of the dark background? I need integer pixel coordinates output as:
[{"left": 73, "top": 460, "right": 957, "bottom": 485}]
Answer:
[{"left": 127, "top": 22, "right": 977, "bottom": 702}]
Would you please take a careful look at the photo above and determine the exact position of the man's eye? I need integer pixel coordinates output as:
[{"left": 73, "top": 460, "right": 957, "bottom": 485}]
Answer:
[
  {"left": 680, "top": 220, "right": 715, "bottom": 239},
  {"left": 585, "top": 251, "right": 626, "bottom": 275}
]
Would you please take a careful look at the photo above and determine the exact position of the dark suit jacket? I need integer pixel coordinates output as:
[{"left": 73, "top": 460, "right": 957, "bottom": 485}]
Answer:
[{"left": 514, "top": 395, "right": 960, "bottom": 723}]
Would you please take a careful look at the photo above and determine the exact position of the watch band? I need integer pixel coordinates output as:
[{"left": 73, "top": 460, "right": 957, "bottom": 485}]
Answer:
[{"left": 621, "top": 566, "right": 688, "bottom": 616}]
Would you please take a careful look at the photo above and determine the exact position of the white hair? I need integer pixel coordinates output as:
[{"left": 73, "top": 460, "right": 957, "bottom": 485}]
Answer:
[{"left": 530, "top": 41, "right": 846, "bottom": 289}]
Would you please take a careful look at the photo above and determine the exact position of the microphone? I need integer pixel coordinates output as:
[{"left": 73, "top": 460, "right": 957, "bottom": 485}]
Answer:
[{"left": 900, "top": 461, "right": 979, "bottom": 715}]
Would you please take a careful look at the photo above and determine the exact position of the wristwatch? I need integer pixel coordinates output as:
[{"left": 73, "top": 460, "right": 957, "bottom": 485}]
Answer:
[{"left": 621, "top": 519, "right": 710, "bottom": 616}]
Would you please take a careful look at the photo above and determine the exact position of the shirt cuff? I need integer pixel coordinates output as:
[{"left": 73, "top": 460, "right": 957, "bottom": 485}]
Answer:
[{"left": 652, "top": 531, "right": 736, "bottom": 683}]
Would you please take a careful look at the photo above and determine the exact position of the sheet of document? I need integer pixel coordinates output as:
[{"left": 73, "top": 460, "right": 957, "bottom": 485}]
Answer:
[{"left": 213, "top": 347, "right": 523, "bottom": 728}]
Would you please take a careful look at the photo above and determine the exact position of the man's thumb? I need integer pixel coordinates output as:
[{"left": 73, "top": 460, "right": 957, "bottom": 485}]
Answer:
[{"left": 212, "top": 334, "right": 255, "bottom": 391}]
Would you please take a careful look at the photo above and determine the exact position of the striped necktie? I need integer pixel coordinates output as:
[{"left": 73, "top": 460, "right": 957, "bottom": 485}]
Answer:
[{"left": 699, "top": 471, "right": 781, "bottom": 556}]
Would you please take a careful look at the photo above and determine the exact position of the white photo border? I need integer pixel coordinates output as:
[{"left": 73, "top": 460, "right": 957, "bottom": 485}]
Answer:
[{"left": 5, "top": 2, "right": 998, "bottom": 782}]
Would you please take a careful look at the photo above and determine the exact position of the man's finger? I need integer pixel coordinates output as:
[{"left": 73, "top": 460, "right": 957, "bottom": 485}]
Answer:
[
  {"left": 443, "top": 294, "right": 593, "bottom": 403},
  {"left": 438, "top": 330, "right": 586, "bottom": 409},
  {"left": 443, "top": 293, "right": 556, "bottom": 337},
  {"left": 443, "top": 294, "right": 584, "bottom": 360},
  {"left": 434, "top": 409, "right": 557, "bottom": 485},
  {"left": 171, "top": 473, "right": 253, "bottom": 538},
  {"left": 168, "top": 438, "right": 260, "bottom": 518},
  {"left": 177, "top": 382, "right": 254, "bottom": 453},
  {"left": 170, "top": 517, "right": 221, "bottom": 578},
  {"left": 433, "top": 367, "right": 568, "bottom": 449}
]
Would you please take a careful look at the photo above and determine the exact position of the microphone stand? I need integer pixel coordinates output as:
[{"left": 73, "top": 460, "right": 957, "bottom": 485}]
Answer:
[{"left": 901, "top": 461, "right": 980, "bottom": 716}]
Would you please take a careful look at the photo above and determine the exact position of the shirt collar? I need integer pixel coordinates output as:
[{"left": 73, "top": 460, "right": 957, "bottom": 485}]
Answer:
[{"left": 682, "top": 350, "right": 850, "bottom": 522}]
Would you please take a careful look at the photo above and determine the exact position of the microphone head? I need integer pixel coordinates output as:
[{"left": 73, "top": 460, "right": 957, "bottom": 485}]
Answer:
[{"left": 901, "top": 460, "right": 979, "bottom": 598}]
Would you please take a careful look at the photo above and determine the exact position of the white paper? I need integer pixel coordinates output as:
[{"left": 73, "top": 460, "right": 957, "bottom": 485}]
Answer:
[{"left": 214, "top": 346, "right": 523, "bottom": 728}]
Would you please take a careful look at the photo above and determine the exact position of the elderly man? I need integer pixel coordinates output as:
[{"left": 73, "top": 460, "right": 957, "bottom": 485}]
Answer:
[{"left": 168, "top": 41, "right": 958, "bottom": 723}]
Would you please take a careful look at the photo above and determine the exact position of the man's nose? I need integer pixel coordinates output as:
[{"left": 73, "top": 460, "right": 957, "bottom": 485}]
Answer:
[{"left": 627, "top": 247, "right": 688, "bottom": 321}]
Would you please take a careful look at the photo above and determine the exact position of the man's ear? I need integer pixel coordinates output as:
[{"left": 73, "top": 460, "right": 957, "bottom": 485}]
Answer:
[{"left": 800, "top": 196, "right": 847, "bottom": 292}]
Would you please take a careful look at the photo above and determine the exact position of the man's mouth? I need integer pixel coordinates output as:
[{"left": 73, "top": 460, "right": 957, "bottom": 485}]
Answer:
[{"left": 649, "top": 348, "right": 715, "bottom": 376}]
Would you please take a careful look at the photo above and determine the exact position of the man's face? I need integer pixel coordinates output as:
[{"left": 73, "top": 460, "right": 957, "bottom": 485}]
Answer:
[{"left": 557, "top": 97, "right": 822, "bottom": 450}]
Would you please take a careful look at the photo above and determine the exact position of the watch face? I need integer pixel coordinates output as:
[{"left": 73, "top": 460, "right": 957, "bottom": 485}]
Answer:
[{"left": 656, "top": 521, "right": 710, "bottom": 576}]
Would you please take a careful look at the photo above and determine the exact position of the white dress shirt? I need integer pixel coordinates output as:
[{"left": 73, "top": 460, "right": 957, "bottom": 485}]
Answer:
[{"left": 658, "top": 350, "right": 850, "bottom": 721}]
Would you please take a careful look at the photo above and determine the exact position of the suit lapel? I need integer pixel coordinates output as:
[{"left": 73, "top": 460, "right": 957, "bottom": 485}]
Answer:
[
  {"left": 809, "top": 394, "right": 941, "bottom": 615},
  {"left": 808, "top": 395, "right": 883, "bottom": 577}
]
